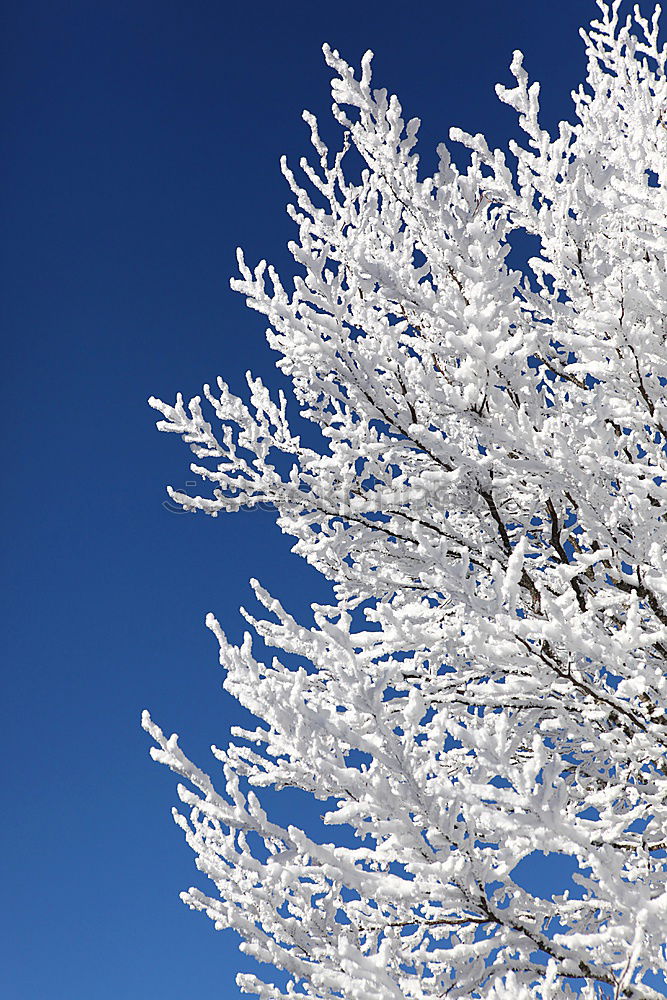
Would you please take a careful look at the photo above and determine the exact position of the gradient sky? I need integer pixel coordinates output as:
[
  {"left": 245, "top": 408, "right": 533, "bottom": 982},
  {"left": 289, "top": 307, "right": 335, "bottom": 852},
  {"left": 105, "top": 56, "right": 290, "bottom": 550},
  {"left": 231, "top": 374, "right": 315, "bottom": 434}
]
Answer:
[{"left": 3, "top": 2, "right": 651, "bottom": 997}]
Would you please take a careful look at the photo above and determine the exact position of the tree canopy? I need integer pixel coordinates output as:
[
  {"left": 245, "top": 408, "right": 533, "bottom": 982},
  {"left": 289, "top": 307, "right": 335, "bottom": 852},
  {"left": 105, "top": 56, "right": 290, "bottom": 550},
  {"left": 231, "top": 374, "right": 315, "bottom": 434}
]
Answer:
[{"left": 145, "top": 4, "right": 667, "bottom": 996}]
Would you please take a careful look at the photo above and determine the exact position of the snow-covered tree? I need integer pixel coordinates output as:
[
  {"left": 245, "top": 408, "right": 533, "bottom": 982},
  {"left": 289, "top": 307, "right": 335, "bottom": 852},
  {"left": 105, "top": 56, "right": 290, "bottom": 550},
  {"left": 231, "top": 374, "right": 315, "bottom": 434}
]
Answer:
[{"left": 144, "top": 3, "right": 667, "bottom": 996}]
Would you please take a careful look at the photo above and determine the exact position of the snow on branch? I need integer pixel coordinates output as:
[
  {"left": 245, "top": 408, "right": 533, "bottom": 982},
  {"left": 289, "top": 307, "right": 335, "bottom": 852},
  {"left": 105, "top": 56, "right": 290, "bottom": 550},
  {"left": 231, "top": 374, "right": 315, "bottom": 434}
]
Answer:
[{"left": 146, "top": 4, "right": 667, "bottom": 997}]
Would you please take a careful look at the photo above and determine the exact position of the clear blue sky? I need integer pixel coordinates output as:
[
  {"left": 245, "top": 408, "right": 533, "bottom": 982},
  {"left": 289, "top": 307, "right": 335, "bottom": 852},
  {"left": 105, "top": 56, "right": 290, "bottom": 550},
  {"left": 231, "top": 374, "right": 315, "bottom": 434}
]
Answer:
[{"left": 2, "top": 1, "right": 634, "bottom": 997}]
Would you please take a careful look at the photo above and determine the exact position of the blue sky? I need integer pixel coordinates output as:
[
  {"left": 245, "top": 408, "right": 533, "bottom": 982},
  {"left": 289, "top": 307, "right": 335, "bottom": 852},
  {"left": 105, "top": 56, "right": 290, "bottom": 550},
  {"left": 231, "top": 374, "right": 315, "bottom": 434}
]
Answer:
[{"left": 2, "top": 1, "right": 638, "bottom": 997}]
